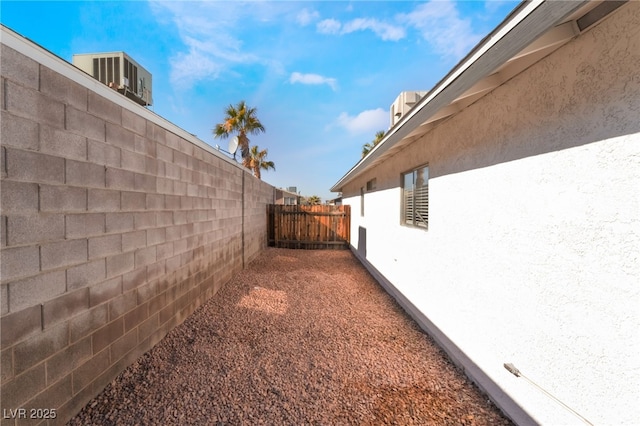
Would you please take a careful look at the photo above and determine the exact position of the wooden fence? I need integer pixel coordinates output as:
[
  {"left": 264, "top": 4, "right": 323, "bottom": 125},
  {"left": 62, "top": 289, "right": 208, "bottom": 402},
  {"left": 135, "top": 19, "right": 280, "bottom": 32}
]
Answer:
[{"left": 267, "top": 205, "right": 351, "bottom": 249}]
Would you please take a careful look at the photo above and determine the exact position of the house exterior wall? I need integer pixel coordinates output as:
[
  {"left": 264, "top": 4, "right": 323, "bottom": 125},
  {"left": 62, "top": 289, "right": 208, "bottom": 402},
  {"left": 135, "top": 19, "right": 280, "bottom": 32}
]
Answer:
[
  {"left": 341, "top": 4, "right": 639, "bottom": 425},
  {"left": 0, "top": 35, "right": 274, "bottom": 424},
  {"left": 274, "top": 188, "right": 299, "bottom": 205}
]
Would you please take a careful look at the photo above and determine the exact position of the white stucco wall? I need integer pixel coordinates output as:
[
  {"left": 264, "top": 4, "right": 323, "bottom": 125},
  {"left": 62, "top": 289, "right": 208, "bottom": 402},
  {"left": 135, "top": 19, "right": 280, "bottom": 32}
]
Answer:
[{"left": 341, "top": 4, "right": 640, "bottom": 425}]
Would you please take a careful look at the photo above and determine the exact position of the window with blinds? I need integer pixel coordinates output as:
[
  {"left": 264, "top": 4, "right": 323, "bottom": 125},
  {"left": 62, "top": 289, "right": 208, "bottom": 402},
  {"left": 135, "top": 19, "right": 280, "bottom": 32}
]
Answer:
[{"left": 402, "top": 165, "right": 428, "bottom": 229}]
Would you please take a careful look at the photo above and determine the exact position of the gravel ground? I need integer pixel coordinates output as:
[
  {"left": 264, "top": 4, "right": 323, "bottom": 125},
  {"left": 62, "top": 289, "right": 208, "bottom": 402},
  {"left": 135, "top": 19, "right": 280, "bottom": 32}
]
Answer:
[{"left": 69, "top": 248, "right": 513, "bottom": 425}]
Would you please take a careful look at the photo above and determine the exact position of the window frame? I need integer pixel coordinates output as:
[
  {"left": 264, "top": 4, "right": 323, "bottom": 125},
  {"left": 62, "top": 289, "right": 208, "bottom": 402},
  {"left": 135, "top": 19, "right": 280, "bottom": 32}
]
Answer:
[
  {"left": 366, "top": 178, "right": 376, "bottom": 191},
  {"left": 401, "top": 164, "right": 429, "bottom": 230}
]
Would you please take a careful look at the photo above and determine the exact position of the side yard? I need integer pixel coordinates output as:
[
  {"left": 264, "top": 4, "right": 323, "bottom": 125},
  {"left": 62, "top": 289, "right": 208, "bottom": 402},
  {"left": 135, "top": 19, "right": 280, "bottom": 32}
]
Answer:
[{"left": 69, "top": 248, "right": 512, "bottom": 425}]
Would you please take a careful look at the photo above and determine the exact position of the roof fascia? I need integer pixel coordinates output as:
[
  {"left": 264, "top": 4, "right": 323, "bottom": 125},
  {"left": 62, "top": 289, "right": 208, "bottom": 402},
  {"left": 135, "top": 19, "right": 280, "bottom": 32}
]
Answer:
[{"left": 330, "top": 0, "right": 589, "bottom": 193}]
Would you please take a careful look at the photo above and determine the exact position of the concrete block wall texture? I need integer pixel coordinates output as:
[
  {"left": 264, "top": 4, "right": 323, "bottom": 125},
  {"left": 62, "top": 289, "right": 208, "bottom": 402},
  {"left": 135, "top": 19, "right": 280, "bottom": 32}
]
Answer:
[{"left": 0, "top": 32, "right": 275, "bottom": 424}]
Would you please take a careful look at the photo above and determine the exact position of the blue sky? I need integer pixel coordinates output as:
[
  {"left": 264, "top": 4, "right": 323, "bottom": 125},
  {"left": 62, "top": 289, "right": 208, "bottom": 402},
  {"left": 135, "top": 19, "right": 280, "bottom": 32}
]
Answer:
[{"left": 1, "top": 0, "right": 518, "bottom": 201}]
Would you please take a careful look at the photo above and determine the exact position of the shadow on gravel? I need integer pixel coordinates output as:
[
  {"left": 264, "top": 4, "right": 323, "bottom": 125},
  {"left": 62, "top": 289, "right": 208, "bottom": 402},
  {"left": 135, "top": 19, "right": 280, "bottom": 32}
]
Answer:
[{"left": 68, "top": 248, "right": 513, "bottom": 426}]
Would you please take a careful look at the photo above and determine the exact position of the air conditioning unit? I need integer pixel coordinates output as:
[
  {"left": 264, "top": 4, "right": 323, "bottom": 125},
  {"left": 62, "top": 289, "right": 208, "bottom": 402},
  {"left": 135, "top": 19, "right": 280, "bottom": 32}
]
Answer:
[
  {"left": 390, "top": 91, "right": 427, "bottom": 127},
  {"left": 72, "top": 52, "right": 153, "bottom": 107}
]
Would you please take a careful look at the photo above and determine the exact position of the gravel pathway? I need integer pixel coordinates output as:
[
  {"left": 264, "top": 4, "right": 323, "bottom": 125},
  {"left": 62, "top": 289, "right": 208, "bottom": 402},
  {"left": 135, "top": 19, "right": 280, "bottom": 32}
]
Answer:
[{"left": 69, "top": 248, "right": 512, "bottom": 425}]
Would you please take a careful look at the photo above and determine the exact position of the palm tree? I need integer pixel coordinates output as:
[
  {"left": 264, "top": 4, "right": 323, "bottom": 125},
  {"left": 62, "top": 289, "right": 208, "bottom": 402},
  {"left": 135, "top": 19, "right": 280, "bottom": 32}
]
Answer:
[
  {"left": 213, "top": 100, "right": 266, "bottom": 168},
  {"left": 362, "top": 130, "right": 386, "bottom": 158},
  {"left": 306, "top": 195, "right": 321, "bottom": 205},
  {"left": 248, "top": 145, "right": 275, "bottom": 179}
]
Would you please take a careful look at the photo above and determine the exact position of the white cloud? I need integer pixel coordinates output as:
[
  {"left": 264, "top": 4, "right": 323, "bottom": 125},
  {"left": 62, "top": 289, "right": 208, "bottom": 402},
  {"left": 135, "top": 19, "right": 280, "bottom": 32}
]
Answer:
[
  {"left": 167, "top": 33, "right": 258, "bottom": 87},
  {"left": 317, "top": 17, "right": 405, "bottom": 41},
  {"left": 400, "top": 0, "right": 482, "bottom": 58},
  {"left": 337, "top": 108, "right": 388, "bottom": 135},
  {"left": 150, "top": 1, "right": 289, "bottom": 88},
  {"left": 317, "top": 18, "right": 341, "bottom": 35},
  {"left": 290, "top": 72, "right": 337, "bottom": 91},
  {"left": 296, "top": 8, "right": 320, "bottom": 26},
  {"left": 170, "top": 48, "right": 222, "bottom": 85},
  {"left": 341, "top": 18, "right": 405, "bottom": 41}
]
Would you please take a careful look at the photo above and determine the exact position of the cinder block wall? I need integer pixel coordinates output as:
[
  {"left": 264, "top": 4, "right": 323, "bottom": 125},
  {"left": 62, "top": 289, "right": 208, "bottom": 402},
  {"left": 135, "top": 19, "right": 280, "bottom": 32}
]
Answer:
[{"left": 0, "top": 32, "right": 274, "bottom": 424}]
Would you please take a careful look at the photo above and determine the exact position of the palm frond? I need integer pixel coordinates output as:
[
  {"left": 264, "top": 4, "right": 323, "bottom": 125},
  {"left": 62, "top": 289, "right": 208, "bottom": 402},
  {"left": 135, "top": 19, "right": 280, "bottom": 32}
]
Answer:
[
  {"left": 213, "top": 100, "right": 267, "bottom": 164},
  {"left": 361, "top": 130, "right": 386, "bottom": 158},
  {"left": 248, "top": 145, "right": 275, "bottom": 179}
]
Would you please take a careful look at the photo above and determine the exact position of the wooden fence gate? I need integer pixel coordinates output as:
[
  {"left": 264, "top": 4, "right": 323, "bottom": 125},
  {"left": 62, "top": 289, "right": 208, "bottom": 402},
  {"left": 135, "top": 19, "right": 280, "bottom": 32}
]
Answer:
[{"left": 267, "top": 205, "right": 351, "bottom": 249}]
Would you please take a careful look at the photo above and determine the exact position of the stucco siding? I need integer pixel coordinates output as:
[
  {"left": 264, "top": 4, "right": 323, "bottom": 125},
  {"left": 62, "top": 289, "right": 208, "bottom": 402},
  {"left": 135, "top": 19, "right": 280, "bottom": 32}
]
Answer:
[{"left": 342, "top": 4, "right": 639, "bottom": 425}]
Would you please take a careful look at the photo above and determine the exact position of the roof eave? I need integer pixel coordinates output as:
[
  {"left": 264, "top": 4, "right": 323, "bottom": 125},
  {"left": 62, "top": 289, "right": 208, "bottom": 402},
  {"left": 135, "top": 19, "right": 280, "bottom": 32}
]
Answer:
[{"left": 330, "top": 0, "right": 590, "bottom": 193}]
